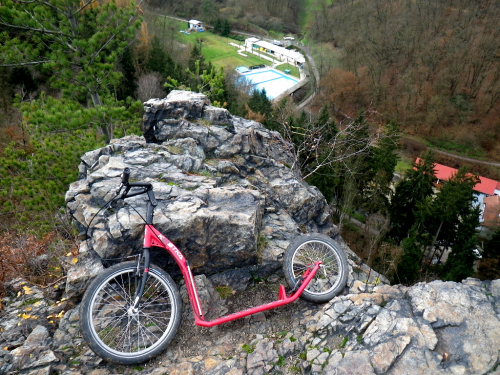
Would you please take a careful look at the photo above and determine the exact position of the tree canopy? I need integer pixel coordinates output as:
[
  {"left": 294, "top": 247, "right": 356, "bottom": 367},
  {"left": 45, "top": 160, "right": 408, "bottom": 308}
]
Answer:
[
  {"left": 0, "top": 0, "right": 141, "bottom": 103},
  {"left": 0, "top": 0, "right": 143, "bottom": 230},
  {"left": 392, "top": 160, "right": 481, "bottom": 284}
]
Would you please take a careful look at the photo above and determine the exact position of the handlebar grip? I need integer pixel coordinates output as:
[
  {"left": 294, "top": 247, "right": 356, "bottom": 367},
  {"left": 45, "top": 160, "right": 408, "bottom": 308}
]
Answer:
[{"left": 122, "top": 168, "right": 130, "bottom": 185}]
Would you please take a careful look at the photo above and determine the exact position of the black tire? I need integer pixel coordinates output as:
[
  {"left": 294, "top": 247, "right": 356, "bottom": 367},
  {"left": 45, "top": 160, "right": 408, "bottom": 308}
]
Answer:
[
  {"left": 283, "top": 233, "right": 348, "bottom": 303},
  {"left": 80, "top": 261, "right": 182, "bottom": 365}
]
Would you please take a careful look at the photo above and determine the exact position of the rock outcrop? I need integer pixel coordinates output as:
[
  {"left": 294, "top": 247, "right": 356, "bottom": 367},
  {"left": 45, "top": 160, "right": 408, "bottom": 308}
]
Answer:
[
  {"left": 63, "top": 90, "right": 383, "bottom": 301},
  {"left": 1, "top": 91, "right": 499, "bottom": 375}
]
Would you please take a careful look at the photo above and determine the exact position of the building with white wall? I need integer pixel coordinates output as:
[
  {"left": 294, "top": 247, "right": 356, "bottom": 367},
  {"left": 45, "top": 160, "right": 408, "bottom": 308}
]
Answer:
[
  {"left": 188, "top": 20, "right": 204, "bottom": 32},
  {"left": 244, "top": 38, "right": 305, "bottom": 67},
  {"left": 415, "top": 157, "right": 500, "bottom": 226}
]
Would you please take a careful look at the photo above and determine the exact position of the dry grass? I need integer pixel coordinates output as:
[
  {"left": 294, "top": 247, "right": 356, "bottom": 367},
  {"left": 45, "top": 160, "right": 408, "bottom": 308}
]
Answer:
[{"left": 0, "top": 232, "right": 78, "bottom": 299}]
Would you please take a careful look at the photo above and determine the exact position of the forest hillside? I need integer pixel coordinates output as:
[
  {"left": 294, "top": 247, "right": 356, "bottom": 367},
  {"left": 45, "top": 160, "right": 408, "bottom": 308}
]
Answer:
[{"left": 307, "top": 0, "right": 500, "bottom": 161}]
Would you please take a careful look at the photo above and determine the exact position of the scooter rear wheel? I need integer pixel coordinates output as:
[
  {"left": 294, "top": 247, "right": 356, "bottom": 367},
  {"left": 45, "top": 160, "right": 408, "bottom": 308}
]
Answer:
[{"left": 283, "top": 234, "right": 348, "bottom": 303}]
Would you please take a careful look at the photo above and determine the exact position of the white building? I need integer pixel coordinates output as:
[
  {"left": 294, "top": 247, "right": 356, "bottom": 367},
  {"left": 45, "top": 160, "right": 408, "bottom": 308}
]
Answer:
[
  {"left": 244, "top": 37, "right": 305, "bottom": 66},
  {"left": 188, "top": 20, "right": 204, "bottom": 32}
]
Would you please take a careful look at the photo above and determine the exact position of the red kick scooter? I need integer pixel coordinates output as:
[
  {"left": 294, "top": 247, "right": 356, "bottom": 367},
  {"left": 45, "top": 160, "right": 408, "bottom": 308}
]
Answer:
[{"left": 80, "top": 168, "right": 348, "bottom": 364}]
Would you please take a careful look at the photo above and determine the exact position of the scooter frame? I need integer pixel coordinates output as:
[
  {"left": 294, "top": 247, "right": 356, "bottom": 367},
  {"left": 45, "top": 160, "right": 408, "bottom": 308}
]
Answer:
[{"left": 143, "top": 223, "right": 321, "bottom": 327}]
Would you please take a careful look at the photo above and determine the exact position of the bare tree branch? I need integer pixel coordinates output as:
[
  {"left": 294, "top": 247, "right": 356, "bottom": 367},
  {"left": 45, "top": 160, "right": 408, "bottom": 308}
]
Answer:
[{"left": 0, "top": 60, "right": 51, "bottom": 67}]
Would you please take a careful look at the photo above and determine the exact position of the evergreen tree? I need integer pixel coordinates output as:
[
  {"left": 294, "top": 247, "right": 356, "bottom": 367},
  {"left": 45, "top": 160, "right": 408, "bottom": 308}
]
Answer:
[
  {"left": 371, "top": 121, "right": 400, "bottom": 186},
  {"left": 341, "top": 113, "right": 374, "bottom": 211},
  {"left": 221, "top": 20, "right": 231, "bottom": 37},
  {"left": 213, "top": 19, "right": 222, "bottom": 35},
  {"left": 313, "top": 113, "right": 371, "bottom": 228},
  {"left": 477, "top": 229, "right": 500, "bottom": 280},
  {"left": 0, "top": 94, "right": 142, "bottom": 231},
  {"left": 393, "top": 163, "right": 481, "bottom": 282},
  {"left": 395, "top": 231, "right": 422, "bottom": 285},
  {"left": 188, "top": 40, "right": 207, "bottom": 72},
  {"left": 305, "top": 106, "right": 339, "bottom": 203},
  {"left": 422, "top": 167, "right": 479, "bottom": 265},
  {"left": 0, "top": 0, "right": 141, "bottom": 105},
  {"left": 388, "top": 152, "right": 436, "bottom": 244},
  {"left": 117, "top": 46, "right": 137, "bottom": 101},
  {"left": 146, "top": 37, "right": 171, "bottom": 76},
  {"left": 363, "top": 121, "right": 400, "bottom": 214},
  {"left": 197, "top": 65, "right": 228, "bottom": 106},
  {"left": 165, "top": 63, "right": 227, "bottom": 107},
  {"left": 0, "top": 0, "right": 142, "bottom": 230},
  {"left": 316, "top": 105, "right": 337, "bottom": 135},
  {"left": 483, "top": 229, "right": 500, "bottom": 259},
  {"left": 248, "top": 89, "right": 272, "bottom": 119},
  {"left": 442, "top": 205, "right": 480, "bottom": 282},
  {"left": 0, "top": 0, "right": 141, "bottom": 142},
  {"left": 7, "top": 67, "right": 38, "bottom": 93}
]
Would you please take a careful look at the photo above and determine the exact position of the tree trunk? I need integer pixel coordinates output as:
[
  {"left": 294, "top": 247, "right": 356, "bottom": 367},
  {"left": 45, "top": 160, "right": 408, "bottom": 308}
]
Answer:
[{"left": 425, "top": 220, "right": 443, "bottom": 264}]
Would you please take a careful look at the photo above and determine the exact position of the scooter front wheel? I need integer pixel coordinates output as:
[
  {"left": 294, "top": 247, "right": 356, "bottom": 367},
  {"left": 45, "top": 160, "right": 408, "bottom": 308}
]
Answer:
[
  {"left": 283, "top": 233, "right": 348, "bottom": 303},
  {"left": 80, "top": 261, "right": 182, "bottom": 365}
]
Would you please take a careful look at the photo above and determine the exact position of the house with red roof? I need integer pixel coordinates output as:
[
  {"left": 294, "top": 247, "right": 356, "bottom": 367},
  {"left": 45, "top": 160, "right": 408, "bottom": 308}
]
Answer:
[{"left": 415, "top": 158, "right": 500, "bottom": 227}]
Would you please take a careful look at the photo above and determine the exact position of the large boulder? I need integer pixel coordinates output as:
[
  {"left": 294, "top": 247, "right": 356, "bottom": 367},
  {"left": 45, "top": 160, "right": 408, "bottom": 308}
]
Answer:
[{"left": 65, "top": 90, "right": 386, "bottom": 299}]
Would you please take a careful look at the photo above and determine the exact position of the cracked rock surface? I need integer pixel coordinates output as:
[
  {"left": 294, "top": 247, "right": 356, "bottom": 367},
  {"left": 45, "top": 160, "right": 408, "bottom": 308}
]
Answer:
[{"left": 2, "top": 277, "right": 500, "bottom": 374}]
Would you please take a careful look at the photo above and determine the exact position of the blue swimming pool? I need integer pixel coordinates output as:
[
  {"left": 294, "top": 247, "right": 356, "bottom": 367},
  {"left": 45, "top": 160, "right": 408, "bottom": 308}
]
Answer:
[{"left": 236, "top": 67, "right": 299, "bottom": 99}]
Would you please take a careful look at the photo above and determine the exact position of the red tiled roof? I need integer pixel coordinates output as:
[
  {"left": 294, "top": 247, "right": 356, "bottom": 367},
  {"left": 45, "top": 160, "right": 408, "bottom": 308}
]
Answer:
[
  {"left": 475, "top": 176, "right": 498, "bottom": 195},
  {"left": 414, "top": 158, "right": 499, "bottom": 195}
]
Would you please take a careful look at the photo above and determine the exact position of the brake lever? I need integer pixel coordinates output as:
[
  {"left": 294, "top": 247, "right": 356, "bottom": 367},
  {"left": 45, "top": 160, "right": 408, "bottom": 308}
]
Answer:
[{"left": 116, "top": 168, "right": 130, "bottom": 194}]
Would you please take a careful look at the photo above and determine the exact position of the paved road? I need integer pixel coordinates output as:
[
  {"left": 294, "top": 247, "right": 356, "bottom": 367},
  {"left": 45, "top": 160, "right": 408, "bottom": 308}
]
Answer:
[
  {"left": 402, "top": 136, "right": 500, "bottom": 167},
  {"left": 296, "top": 45, "right": 320, "bottom": 110}
]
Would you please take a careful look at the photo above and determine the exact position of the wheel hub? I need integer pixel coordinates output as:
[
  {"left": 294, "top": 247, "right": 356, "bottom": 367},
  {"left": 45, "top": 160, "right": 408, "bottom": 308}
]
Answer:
[{"left": 127, "top": 305, "right": 140, "bottom": 318}]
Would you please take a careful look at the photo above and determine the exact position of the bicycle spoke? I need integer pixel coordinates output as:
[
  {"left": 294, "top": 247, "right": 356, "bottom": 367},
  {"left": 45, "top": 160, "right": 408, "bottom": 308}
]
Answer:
[{"left": 97, "top": 312, "right": 129, "bottom": 345}]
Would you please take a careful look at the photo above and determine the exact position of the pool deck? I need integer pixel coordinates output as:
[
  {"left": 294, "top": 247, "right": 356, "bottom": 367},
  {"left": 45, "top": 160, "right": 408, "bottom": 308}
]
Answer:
[
  {"left": 232, "top": 39, "right": 310, "bottom": 102},
  {"left": 229, "top": 43, "right": 306, "bottom": 81},
  {"left": 273, "top": 78, "right": 309, "bottom": 102}
]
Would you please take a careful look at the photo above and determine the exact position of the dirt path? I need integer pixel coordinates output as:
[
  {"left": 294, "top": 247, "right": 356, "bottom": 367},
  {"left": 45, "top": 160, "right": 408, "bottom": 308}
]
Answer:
[{"left": 429, "top": 147, "right": 500, "bottom": 167}]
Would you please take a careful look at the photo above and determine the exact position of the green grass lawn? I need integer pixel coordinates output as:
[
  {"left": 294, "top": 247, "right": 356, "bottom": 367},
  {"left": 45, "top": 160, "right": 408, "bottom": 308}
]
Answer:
[
  {"left": 175, "top": 29, "right": 271, "bottom": 71},
  {"left": 173, "top": 22, "right": 301, "bottom": 76},
  {"left": 203, "top": 38, "right": 271, "bottom": 70},
  {"left": 395, "top": 158, "right": 413, "bottom": 175},
  {"left": 274, "top": 63, "right": 300, "bottom": 78}
]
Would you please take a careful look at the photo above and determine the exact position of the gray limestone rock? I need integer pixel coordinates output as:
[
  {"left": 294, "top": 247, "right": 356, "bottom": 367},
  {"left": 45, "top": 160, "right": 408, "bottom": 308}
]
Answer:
[
  {"left": 64, "top": 90, "right": 344, "bottom": 299},
  {"left": 1, "top": 274, "right": 500, "bottom": 375},
  {"left": 10, "top": 325, "right": 59, "bottom": 371}
]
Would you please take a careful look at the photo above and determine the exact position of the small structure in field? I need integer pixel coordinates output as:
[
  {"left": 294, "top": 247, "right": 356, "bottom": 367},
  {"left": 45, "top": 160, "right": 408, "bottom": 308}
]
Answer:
[{"left": 188, "top": 20, "right": 204, "bottom": 32}]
